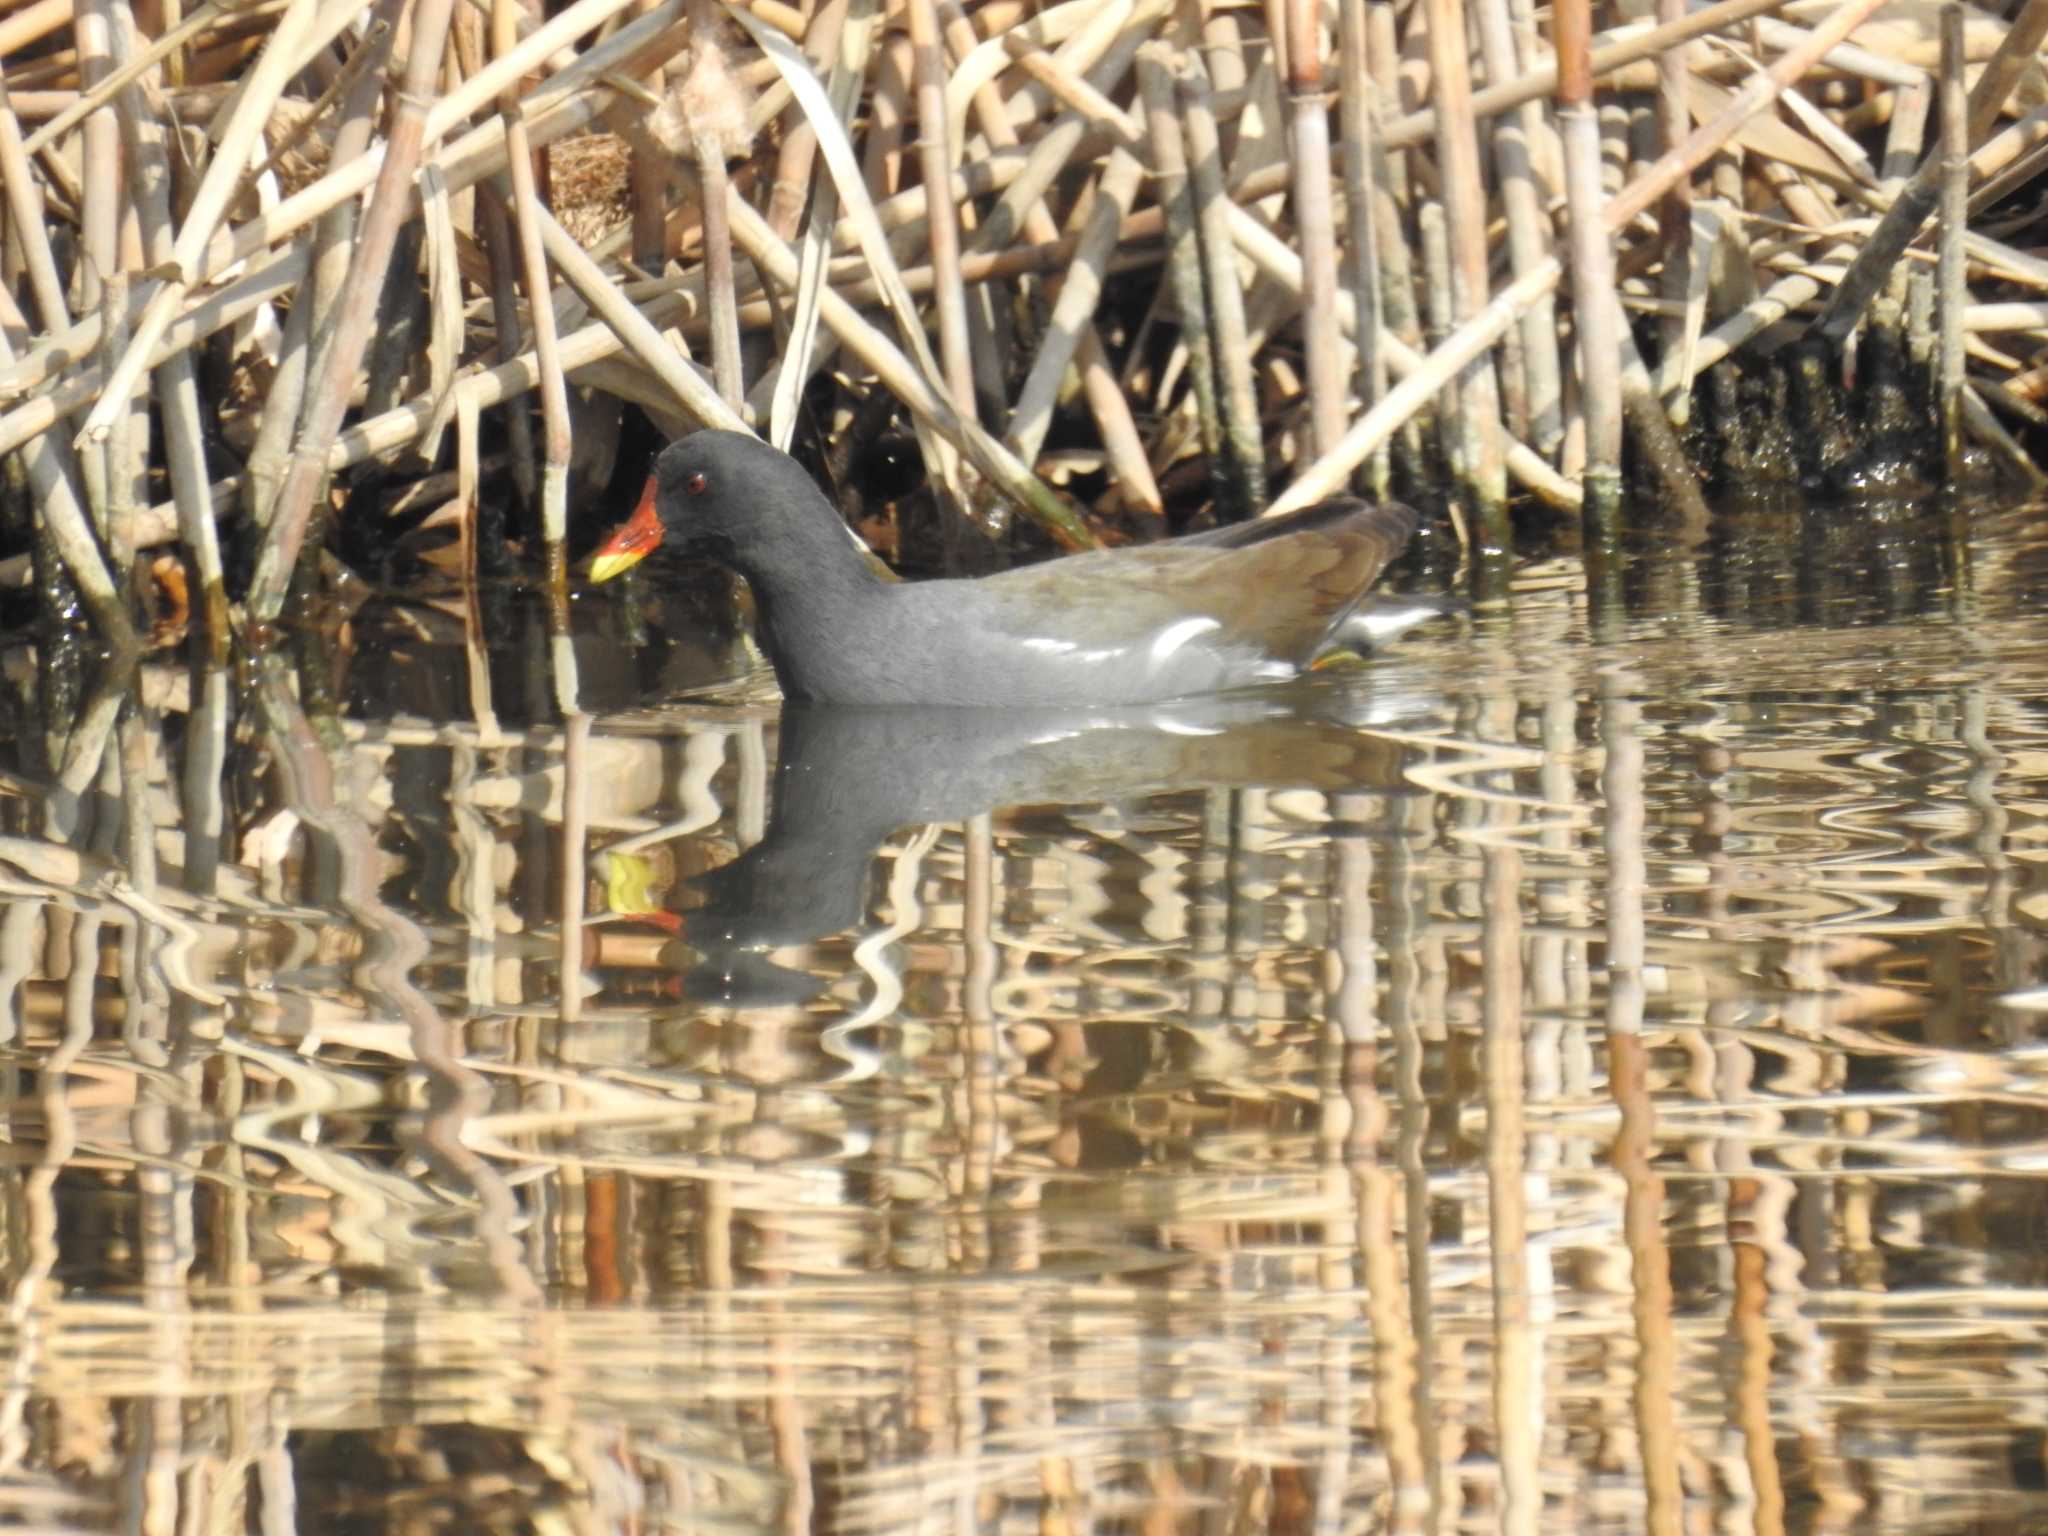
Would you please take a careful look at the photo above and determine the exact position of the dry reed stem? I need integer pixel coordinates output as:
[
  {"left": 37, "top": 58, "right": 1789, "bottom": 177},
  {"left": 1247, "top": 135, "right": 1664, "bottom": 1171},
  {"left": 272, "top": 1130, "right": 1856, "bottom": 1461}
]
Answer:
[
  {"left": 935, "top": 0, "right": 1014, "bottom": 416},
  {"left": 77, "top": 0, "right": 346, "bottom": 445},
  {"left": 78, "top": 0, "right": 122, "bottom": 540},
  {"left": 112, "top": 2, "right": 225, "bottom": 646},
  {"left": 245, "top": 0, "right": 462, "bottom": 624},
  {"left": 907, "top": 0, "right": 974, "bottom": 424},
  {"left": 1965, "top": 104, "right": 2048, "bottom": 211},
  {"left": 0, "top": 292, "right": 134, "bottom": 648},
  {"left": 730, "top": 0, "right": 962, "bottom": 513},
  {"left": 765, "top": 0, "right": 875, "bottom": 448},
  {"left": 628, "top": 0, "right": 673, "bottom": 270},
  {"left": 416, "top": 167, "right": 466, "bottom": 462},
  {"left": 1653, "top": 0, "right": 1690, "bottom": 418},
  {"left": 684, "top": 0, "right": 748, "bottom": 412},
  {"left": 1005, "top": 149, "right": 1141, "bottom": 468},
  {"left": 1273, "top": 0, "right": 1888, "bottom": 516},
  {"left": 1425, "top": 0, "right": 1507, "bottom": 531},
  {"left": 723, "top": 188, "right": 1093, "bottom": 546},
  {"left": 1559, "top": 0, "right": 1623, "bottom": 522},
  {"left": 765, "top": 0, "right": 846, "bottom": 241},
  {"left": 249, "top": 0, "right": 401, "bottom": 531},
  {"left": 1137, "top": 46, "right": 1226, "bottom": 507},
  {"left": 0, "top": 81, "right": 73, "bottom": 333},
  {"left": 1381, "top": 0, "right": 1790, "bottom": 154},
  {"left": 537, "top": 201, "right": 744, "bottom": 432},
  {"left": 1337, "top": 0, "right": 1388, "bottom": 492},
  {"left": 1817, "top": 0, "right": 2048, "bottom": 343},
  {"left": 1227, "top": 209, "right": 1578, "bottom": 509},
  {"left": 959, "top": 20, "right": 1156, "bottom": 505},
  {"left": 1177, "top": 50, "right": 1267, "bottom": 520},
  {"left": 1283, "top": 0, "right": 1346, "bottom": 459},
  {"left": 861, "top": 26, "right": 911, "bottom": 199},
  {"left": 1939, "top": 6, "right": 1967, "bottom": 475},
  {"left": 1751, "top": 15, "right": 1924, "bottom": 90},
  {"left": 496, "top": 0, "right": 575, "bottom": 580},
  {"left": 1475, "top": 0, "right": 1563, "bottom": 453}
]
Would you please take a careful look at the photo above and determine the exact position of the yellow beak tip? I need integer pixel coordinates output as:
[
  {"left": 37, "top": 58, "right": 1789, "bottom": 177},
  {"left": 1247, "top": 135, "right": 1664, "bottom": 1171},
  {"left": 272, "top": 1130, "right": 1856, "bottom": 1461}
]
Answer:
[{"left": 588, "top": 551, "right": 645, "bottom": 584}]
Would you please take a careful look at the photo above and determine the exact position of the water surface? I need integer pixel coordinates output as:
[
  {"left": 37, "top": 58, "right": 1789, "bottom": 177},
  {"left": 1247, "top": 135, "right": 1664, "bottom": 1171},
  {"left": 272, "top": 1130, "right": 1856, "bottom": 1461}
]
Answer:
[{"left": 0, "top": 493, "right": 2044, "bottom": 1534}]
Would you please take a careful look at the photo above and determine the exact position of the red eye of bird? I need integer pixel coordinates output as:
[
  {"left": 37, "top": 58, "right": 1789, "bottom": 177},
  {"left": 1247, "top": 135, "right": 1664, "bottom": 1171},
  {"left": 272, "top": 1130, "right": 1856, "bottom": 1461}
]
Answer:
[{"left": 684, "top": 472, "right": 708, "bottom": 495}]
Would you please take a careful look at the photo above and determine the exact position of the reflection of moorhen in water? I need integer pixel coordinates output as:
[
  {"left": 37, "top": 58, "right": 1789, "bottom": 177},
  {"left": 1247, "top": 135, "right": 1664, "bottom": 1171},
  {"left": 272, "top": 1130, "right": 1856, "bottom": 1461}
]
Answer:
[
  {"left": 672, "top": 688, "right": 1425, "bottom": 1005},
  {"left": 588, "top": 431, "right": 1435, "bottom": 706}
]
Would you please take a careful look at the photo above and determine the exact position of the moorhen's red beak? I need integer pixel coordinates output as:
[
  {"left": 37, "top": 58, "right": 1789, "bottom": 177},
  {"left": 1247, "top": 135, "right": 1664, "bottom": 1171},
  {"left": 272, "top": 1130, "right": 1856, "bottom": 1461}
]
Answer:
[{"left": 588, "top": 477, "right": 664, "bottom": 582}]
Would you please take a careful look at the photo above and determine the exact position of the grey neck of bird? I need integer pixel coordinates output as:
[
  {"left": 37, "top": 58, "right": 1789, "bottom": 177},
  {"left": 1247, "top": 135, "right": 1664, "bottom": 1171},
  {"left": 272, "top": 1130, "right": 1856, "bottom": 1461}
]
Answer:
[{"left": 726, "top": 493, "right": 887, "bottom": 614}]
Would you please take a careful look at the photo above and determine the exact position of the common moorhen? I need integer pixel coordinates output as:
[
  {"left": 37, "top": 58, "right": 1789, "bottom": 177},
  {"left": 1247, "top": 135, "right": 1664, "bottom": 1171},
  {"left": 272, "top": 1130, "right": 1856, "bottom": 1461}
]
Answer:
[{"left": 588, "top": 430, "right": 1428, "bottom": 706}]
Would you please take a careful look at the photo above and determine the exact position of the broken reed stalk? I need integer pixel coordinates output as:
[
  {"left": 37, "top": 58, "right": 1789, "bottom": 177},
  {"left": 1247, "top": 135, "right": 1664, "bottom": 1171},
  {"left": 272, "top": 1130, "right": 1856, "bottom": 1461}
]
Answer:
[
  {"left": 1364, "top": 57, "right": 1428, "bottom": 482},
  {"left": 1939, "top": 5, "right": 1967, "bottom": 476}
]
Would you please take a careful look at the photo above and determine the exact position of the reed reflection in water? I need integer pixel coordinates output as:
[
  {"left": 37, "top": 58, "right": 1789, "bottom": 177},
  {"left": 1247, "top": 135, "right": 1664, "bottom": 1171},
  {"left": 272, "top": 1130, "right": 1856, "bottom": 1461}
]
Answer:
[{"left": 0, "top": 512, "right": 2044, "bottom": 1533}]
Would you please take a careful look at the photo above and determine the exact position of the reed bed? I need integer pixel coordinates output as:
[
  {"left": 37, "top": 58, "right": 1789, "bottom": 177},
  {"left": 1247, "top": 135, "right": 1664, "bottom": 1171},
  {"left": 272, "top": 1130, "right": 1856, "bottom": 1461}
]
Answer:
[{"left": 0, "top": 0, "right": 2045, "bottom": 648}]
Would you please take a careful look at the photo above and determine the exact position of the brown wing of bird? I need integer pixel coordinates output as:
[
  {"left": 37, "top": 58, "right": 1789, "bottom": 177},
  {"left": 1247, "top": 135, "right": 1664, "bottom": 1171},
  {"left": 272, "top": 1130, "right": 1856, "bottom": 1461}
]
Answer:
[{"left": 971, "top": 500, "right": 1418, "bottom": 669}]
